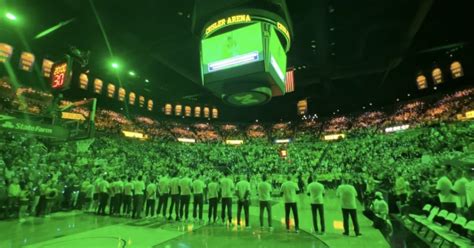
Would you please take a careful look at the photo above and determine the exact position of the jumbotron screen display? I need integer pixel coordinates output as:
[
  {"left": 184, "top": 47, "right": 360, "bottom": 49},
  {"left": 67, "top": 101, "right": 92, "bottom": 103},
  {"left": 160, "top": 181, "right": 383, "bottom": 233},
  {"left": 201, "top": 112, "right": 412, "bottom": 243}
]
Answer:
[
  {"left": 201, "top": 23, "right": 263, "bottom": 75},
  {"left": 268, "top": 27, "right": 287, "bottom": 85}
]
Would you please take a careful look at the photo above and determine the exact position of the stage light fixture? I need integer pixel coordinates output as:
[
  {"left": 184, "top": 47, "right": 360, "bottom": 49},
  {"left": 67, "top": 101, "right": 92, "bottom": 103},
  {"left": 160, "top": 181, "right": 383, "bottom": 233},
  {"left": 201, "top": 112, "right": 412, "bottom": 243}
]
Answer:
[{"left": 6, "top": 12, "right": 17, "bottom": 21}]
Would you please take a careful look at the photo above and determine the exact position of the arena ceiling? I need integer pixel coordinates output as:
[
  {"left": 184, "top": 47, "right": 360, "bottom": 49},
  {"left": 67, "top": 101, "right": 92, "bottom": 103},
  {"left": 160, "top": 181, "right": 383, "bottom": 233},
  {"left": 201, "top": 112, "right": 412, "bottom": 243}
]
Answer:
[{"left": 1, "top": 0, "right": 472, "bottom": 122}]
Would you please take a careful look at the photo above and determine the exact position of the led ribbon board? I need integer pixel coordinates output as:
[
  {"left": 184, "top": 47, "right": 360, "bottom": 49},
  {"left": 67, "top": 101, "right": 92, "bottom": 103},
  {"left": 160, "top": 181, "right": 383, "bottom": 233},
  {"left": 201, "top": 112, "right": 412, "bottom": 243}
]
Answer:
[
  {"left": 203, "top": 14, "right": 291, "bottom": 52},
  {"left": 208, "top": 51, "right": 259, "bottom": 72}
]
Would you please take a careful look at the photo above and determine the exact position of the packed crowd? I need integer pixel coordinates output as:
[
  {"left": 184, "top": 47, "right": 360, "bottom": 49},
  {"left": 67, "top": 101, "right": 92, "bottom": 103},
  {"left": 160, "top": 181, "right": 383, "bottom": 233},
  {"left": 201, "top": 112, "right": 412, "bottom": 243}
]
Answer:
[
  {"left": 1, "top": 117, "right": 473, "bottom": 224},
  {"left": 1, "top": 80, "right": 473, "bottom": 142}
]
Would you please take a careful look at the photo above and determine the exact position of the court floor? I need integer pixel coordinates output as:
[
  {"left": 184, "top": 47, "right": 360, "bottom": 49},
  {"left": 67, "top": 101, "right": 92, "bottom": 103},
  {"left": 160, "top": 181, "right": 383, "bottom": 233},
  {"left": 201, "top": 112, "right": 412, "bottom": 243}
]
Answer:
[{"left": 0, "top": 192, "right": 389, "bottom": 248}]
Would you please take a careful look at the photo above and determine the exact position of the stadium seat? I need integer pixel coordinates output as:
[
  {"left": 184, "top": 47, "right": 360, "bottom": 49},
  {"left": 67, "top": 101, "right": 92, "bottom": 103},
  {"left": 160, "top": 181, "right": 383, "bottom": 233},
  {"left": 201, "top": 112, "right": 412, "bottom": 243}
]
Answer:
[
  {"left": 408, "top": 204, "right": 432, "bottom": 220},
  {"left": 429, "top": 212, "right": 457, "bottom": 245},
  {"left": 434, "top": 217, "right": 470, "bottom": 247},
  {"left": 411, "top": 206, "right": 439, "bottom": 234}
]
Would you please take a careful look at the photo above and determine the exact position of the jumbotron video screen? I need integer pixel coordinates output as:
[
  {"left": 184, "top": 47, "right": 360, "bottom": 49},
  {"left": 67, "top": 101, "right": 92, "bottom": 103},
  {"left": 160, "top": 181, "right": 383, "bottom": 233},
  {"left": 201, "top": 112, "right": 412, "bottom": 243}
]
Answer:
[{"left": 201, "top": 23, "right": 263, "bottom": 76}]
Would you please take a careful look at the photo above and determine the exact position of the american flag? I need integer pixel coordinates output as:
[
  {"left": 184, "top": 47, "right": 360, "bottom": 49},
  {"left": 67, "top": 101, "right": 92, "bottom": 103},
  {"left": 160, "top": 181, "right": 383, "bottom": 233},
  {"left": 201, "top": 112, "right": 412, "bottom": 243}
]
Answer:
[{"left": 285, "top": 68, "right": 295, "bottom": 93}]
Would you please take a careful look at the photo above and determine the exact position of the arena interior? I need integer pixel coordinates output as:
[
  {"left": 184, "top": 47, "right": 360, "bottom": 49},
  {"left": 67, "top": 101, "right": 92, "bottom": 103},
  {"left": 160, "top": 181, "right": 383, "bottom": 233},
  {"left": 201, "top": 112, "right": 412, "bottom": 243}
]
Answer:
[{"left": 0, "top": 0, "right": 473, "bottom": 247}]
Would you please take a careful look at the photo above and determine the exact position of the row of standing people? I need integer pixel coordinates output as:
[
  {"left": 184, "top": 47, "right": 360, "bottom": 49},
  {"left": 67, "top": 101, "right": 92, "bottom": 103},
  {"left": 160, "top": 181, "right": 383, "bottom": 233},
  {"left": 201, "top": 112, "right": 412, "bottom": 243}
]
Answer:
[{"left": 76, "top": 172, "right": 362, "bottom": 235}]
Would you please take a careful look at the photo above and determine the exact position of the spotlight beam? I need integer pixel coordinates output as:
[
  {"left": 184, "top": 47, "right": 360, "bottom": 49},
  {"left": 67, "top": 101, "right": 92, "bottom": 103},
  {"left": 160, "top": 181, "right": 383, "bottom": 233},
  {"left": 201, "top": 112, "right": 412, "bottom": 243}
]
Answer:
[{"left": 34, "top": 18, "right": 75, "bottom": 39}]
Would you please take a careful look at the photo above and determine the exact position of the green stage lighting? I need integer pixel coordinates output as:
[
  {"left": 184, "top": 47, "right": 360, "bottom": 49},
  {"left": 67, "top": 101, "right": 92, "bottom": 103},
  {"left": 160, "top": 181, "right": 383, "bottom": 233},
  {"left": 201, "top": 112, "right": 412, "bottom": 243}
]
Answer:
[
  {"left": 128, "top": 71, "right": 136, "bottom": 76},
  {"left": 111, "top": 62, "right": 119, "bottom": 69},
  {"left": 6, "top": 12, "right": 17, "bottom": 21}
]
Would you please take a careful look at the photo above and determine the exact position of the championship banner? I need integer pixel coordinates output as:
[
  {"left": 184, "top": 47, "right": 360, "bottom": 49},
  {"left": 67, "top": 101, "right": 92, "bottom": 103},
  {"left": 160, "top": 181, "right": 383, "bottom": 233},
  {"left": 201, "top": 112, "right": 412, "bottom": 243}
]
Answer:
[{"left": 0, "top": 114, "right": 69, "bottom": 140}]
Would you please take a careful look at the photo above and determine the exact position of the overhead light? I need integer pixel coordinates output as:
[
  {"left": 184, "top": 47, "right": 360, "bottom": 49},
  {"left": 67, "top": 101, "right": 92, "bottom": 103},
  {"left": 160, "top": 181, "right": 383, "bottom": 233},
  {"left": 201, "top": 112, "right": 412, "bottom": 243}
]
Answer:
[
  {"left": 407, "top": 93, "right": 411, "bottom": 97},
  {"left": 311, "top": 44, "right": 316, "bottom": 48},
  {"left": 369, "top": 103, "right": 372, "bottom": 106},
  {"left": 433, "top": 86, "right": 437, "bottom": 90},
  {"left": 6, "top": 12, "right": 17, "bottom": 21},
  {"left": 330, "top": 27, "right": 335, "bottom": 31},
  {"left": 396, "top": 98, "right": 400, "bottom": 102},
  {"left": 129, "top": 71, "right": 136, "bottom": 76},
  {"left": 111, "top": 62, "right": 119, "bottom": 69},
  {"left": 145, "top": 79, "right": 150, "bottom": 83}
]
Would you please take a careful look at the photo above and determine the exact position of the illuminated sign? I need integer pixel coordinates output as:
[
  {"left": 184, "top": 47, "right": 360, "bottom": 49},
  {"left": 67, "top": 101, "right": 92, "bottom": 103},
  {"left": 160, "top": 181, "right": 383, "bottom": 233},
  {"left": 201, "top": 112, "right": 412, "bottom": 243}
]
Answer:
[
  {"left": 42, "top": 59, "right": 53, "bottom": 78},
  {"left": 51, "top": 62, "right": 68, "bottom": 89},
  {"left": 19, "top": 52, "right": 35, "bottom": 72},
  {"left": 323, "top": 134, "right": 346, "bottom": 141},
  {"left": 178, "top": 138, "right": 196, "bottom": 143},
  {"left": 465, "top": 110, "right": 474, "bottom": 119},
  {"left": 205, "top": 14, "right": 252, "bottom": 36},
  {"left": 275, "top": 139, "right": 291, "bottom": 144},
  {"left": 277, "top": 22, "right": 290, "bottom": 42},
  {"left": 0, "top": 43, "right": 13, "bottom": 63},
  {"left": 61, "top": 112, "right": 86, "bottom": 121},
  {"left": 208, "top": 51, "right": 259, "bottom": 72},
  {"left": 0, "top": 114, "right": 69, "bottom": 139},
  {"left": 225, "top": 139, "right": 244, "bottom": 145},
  {"left": 122, "top": 130, "right": 148, "bottom": 140},
  {"left": 385, "top": 124, "right": 410, "bottom": 133}
]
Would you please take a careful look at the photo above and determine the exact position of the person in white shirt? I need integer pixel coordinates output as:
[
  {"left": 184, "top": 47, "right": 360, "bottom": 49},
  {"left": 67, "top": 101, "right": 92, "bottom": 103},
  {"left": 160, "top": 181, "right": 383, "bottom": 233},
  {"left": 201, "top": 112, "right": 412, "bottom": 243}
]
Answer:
[
  {"left": 157, "top": 174, "right": 170, "bottom": 218},
  {"left": 453, "top": 171, "right": 469, "bottom": 210},
  {"left": 92, "top": 177, "right": 101, "bottom": 212},
  {"left": 97, "top": 176, "right": 109, "bottom": 216},
  {"left": 336, "top": 180, "right": 361, "bottom": 236},
  {"left": 111, "top": 177, "right": 124, "bottom": 215},
  {"left": 220, "top": 171, "right": 235, "bottom": 224},
  {"left": 85, "top": 180, "right": 95, "bottom": 212},
  {"left": 169, "top": 174, "right": 181, "bottom": 221},
  {"left": 145, "top": 179, "right": 157, "bottom": 218},
  {"left": 7, "top": 178, "right": 21, "bottom": 217},
  {"left": 258, "top": 174, "right": 273, "bottom": 229},
  {"left": 115, "top": 178, "right": 123, "bottom": 212},
  {"left": 236, "top": 175, "right": 251, "bottom": 227},
  {"left": 179, "top": 175, "right": 193, "bottom": 221},
  {"left": 307, "top": 174, "right": 325, "bottom": 233},
  {"left": 192, "top": 174, "right": 206, "bottom": 222},
  {"left": 281, "top": 175, "right": 300, "bottom": 232},
  {"left": 436, "top": 176, "right": 457, "bottom": 212},
  {"left": 207, "top": 176, "right": 219, "bottom": 224},
  {"left": 132, "top": 175, "right": 145, "bottom": 219},
  {"left": 123, "top": 177, "right": 134, "bottom": 216}
]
